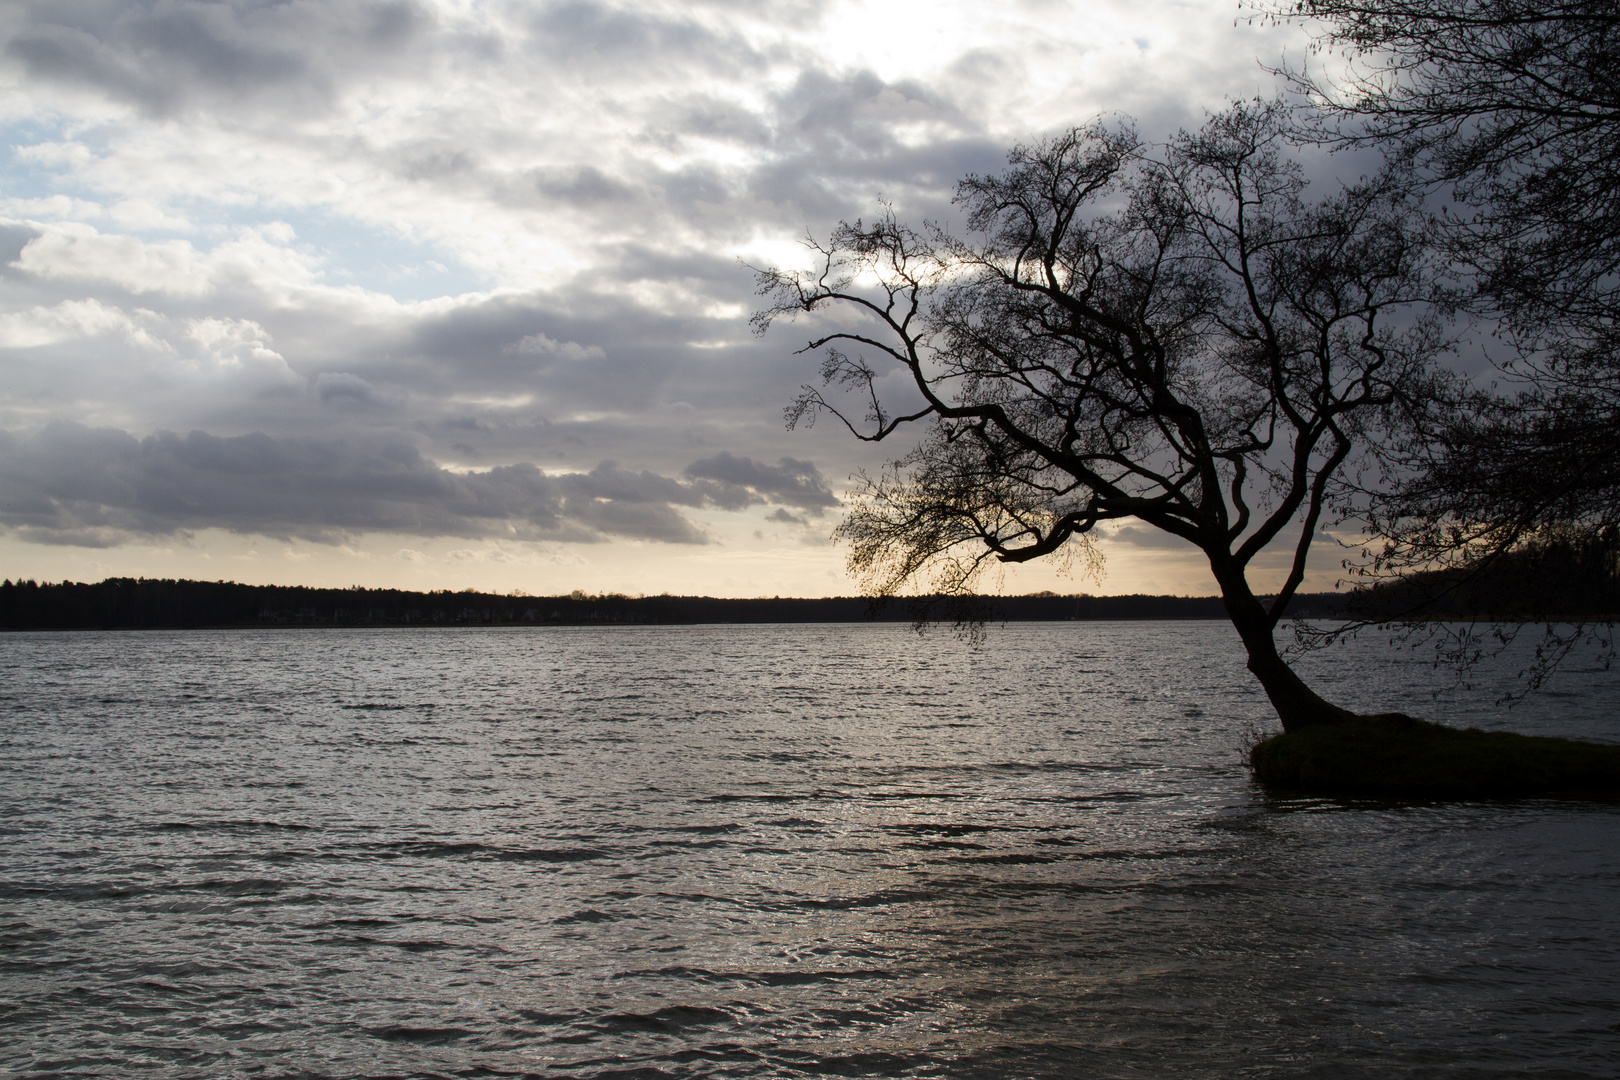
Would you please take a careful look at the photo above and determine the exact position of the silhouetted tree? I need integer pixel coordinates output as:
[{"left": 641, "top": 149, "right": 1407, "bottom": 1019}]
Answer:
[
  {"left": 1276, "top": 0, "right": 1620, "bottom": 585},
  {"left": 756, "top": 103, "right": 1448, "bottom": 731}
]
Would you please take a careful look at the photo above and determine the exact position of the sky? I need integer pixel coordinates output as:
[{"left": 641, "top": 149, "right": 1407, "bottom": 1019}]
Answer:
[{"left": 0, "top": 0, "right": 1346, "bottom": 598}]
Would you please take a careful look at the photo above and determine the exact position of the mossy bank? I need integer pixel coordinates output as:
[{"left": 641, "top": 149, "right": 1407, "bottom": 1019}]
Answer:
[{"left": 1251, "top": 715, "right": 1620, "bottom": 799}]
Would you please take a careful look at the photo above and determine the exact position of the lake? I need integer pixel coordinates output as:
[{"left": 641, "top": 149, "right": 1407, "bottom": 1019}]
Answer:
[{"left": 2, "top": 621, "right": 1617, "bottom": 1078}]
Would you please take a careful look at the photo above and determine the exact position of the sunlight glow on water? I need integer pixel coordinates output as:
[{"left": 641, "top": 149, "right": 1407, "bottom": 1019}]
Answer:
[{"left": 2, "top": 623, "right": 1617, "bottom": 1078}]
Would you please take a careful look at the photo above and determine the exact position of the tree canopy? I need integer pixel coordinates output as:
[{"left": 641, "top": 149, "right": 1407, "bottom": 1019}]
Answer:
[
  {"left": 1279, "top": 0, "right": 1619, "bottom": 331},
  {"left": 757, "top": 103, "right": 1448, "bottom": 731},
  {"left": 1277, "top": 0, "right": 1620, "bottom": 590}
]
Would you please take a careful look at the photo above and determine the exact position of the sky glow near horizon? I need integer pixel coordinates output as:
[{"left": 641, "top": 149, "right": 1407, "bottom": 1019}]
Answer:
[{"left": 0, "top": 0, "right": 1355, "bottom": 598}]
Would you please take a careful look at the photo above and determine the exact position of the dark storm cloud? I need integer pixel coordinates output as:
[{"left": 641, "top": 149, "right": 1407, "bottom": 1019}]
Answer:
[
  {"left": 4, "top": 0, "right": 433, "bottom": 116},
  {"left": 530, "top": 165, "right": 639, "bottom": 208},
  {"left": 369, "top": 270, "right": 768, "bottom": 413},
  {"left": 765, "top": 507, "right": 808, "bottom": 526},
  {"left": 685, "top": 452, "right": 838, "bottom": 514},
  {"left": 598, "top": 244, "right": 756, "bottom": 294},
  {"left": 658, "top": 96, "right": 774, "bottom": 146},
  {"left": 313, "top": 372, "right": 386, "bottom": 409},
  {"left": 0, "top": 422, "right": 832, "bottom": 546},
  {"left": 708, "top": 68, "right": 1007, "bottom": 221},
  {"left": 777, "top": 69, "right": 961, "bottom": 152},
  {"left": 0, "top": 224, "right": 44, "bottom": 269}
]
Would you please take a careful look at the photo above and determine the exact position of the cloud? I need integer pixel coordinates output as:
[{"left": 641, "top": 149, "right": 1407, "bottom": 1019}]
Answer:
[
  {"left": 501, "top": 332, "right": 605, "bottom": 363},
  {"left": 0, "top": 0, "right": 1318, "bottom": 593},
  {"left": 0, "top": 297, "right": 154, "bottom": 348},
  {"left": 0, "top": 422, "right": 841, "bottom": 548},
  {"left": 1106, "top": 523, "right": 1344, "bottom": 557},
  {"left": 529, "top": 164, "right": 639, "bottom": 208},
  {"left": 10, "top": 221, "right": 317, "bottom": 297},
  {"left": 1108, "top": 525, "right": 1199, "bottom": 550},
  {"left": 312, "top": 371, "right": 385, "bottom": 409},
  {"left": 685, "top": 451, "right": 840, "bottom": 514},
  {"left": 4, "top": 0, "right": 432, "bottom": 117}
]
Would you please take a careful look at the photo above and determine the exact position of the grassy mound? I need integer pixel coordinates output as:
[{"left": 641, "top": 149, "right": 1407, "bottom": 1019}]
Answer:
[{"left": 1250, "top": 714, "right": 1620, "bottom": 799}]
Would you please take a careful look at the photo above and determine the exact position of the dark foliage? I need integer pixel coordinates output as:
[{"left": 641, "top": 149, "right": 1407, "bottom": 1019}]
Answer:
[
  {"left": 0, "top": 576, "right": 1308, "bottom": 630},
  {"left": 1277, "top": 0, "right": 1620, "bottom": 332},
  {"left": 1346, "top": 526, "right": 1620, "bottom": 622},
  {"left": 1277, "top": 0, "right": 1620, "bottom": 598},
  {"left": 1251, "top": 716, "right": 1620, "bottom": 798},
  {"left": 756, "top": 103, "right": 1448, "bottom": 730}
]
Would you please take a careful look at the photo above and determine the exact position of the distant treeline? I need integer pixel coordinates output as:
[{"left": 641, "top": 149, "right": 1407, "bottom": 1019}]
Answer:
[
  {"left": 1337, "top": 533, "right": 1620, "bottom": 624},
  {"left": 4, "top": 539, "right": 1614, "bottom": 629},
  {"left": 0, "top": 576, "right": 1363, "bottom": 630}
]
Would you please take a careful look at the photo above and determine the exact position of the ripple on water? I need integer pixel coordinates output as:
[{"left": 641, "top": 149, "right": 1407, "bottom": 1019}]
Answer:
[{"left": 0, "top": 622, "right": 1618, "bottom": 1078}]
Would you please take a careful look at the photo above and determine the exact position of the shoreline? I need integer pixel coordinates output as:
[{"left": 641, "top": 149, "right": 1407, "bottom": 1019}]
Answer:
[{"left": 1251, "top": 717, "right": 1620, "bottom": 799}]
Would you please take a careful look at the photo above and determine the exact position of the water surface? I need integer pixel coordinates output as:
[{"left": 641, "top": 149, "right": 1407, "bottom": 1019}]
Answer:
[{"left": 2, "top": 622, "right": 1617, "bottom": 1078}]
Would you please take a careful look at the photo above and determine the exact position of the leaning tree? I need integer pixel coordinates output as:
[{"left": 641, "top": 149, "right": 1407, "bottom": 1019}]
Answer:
[{"left": 756, "top": 103, "right": 1450, "bottom": 732}]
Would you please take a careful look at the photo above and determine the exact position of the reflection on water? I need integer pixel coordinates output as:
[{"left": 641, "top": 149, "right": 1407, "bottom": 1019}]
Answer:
[{"left": 1, "top": 622, "right": 1617, "bottom": 1078}]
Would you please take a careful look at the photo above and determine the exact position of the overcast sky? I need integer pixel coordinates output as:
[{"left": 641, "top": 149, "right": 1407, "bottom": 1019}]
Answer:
[{"left": 0, "top": 0, "right": 1342, "bottom": 597}]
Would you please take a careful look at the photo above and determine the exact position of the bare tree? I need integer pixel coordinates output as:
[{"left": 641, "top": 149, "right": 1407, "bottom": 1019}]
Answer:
[
  {"left": 1274, "top": 0, "right": 1619, "bottom": 326},
  {"left": 1274, "top": 0, "right": 1620, "bottom": 576},
  {"left": 755, "top": 103, "right": 1449, "bottom": 732}
]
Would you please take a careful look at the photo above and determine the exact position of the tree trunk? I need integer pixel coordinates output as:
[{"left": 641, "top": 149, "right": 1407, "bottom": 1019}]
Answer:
[{"left": 1211, "top": 562, "right": 1358, "bottom": 732}]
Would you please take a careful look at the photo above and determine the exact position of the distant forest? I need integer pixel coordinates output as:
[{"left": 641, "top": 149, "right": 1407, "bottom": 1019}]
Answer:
[
  {"left": 0, "top": 576, "right": 1347, "bottom": 630},
  {"left": 3, "top": 540, "right": 1615, "bottom": 630}
]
